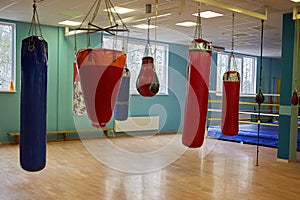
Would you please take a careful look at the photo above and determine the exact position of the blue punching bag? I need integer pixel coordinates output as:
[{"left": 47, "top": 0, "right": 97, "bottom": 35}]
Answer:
[
  {"left": 20, "top": 36, "right": 48, "bottom": 171},
  {"left": 114, "top": 67, "right": 130, "bottom": 121}
]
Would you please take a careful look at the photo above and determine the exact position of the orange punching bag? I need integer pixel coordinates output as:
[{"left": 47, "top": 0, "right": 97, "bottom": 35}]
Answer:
[
  {"left": 182, "top": 39, "right": 212, "bottom": 148},
  {"left": 76, "top": 48, "right": 126, "bottom": 128},
  {"left": 221, "top": 71, "right": 240, "bottom": 136}
]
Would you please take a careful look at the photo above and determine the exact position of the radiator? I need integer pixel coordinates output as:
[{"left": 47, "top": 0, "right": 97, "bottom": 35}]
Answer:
[{"left": 114, "top": 116, "right": 159, "bottom": 132}]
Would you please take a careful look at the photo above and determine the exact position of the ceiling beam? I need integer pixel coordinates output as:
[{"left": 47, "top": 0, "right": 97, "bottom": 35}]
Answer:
[{"left": 194, "top": 0, "right": 268, "bottom": 21}]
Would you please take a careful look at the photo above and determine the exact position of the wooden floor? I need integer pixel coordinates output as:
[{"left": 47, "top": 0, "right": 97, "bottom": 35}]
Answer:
[{"left": 1, "top": 134, "right": 300, "bottom": 200}]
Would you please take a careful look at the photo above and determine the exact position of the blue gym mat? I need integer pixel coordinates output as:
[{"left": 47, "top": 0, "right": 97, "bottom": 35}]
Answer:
[{"left": 208, "top": 123, "right": 300, "bottom": 150}]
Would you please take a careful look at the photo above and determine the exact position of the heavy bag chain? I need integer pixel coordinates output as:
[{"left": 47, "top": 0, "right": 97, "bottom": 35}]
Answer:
[
  {"left": 28, "top": 0, "right": 43, "bottom": 37},
  {"left": 74, "top": 0, "right": 101, "bottom": 51},
  {"left": 145, "top": 4, "right": 157, "bottom": 73},
  {"left": 194, "top": 3, "right": 202, "bottom": 39},
  {"left": 228, "top": 13, "right": 238, "bottom": 72},
  {"left": 28, "top": 0, "right": 43, "bottom": 52},
  {"left": 224, "top": 13, "right": 240, "bottom": 82},
  {"left": 74, "top": 0, "right": 128, "bottom": 51}
]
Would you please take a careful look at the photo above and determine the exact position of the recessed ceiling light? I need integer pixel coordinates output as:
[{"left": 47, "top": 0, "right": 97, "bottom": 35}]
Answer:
[
  {"left": 291, "top": 0, "right": 300, "bottom": 2},
  {"left": 133, "top": 24, "right": 157, "bottom": 29},
  {"left": 192, "top": 11, "right": 223, "bottom": 18},
  {"left": 175, "top": 21, "right": 197, "bottom": 27},
  {"left": 58, "top": 20, "right": 81, "bottom": 26},
  {"left": 104, "top": 6, "right": 135, "bottom": 14}
]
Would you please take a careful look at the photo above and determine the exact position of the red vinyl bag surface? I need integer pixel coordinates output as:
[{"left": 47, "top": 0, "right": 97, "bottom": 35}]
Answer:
[
  {"left": 136, "top": 56, "right": 160, "bottom": 97},
  {"left": 76, "top": 48, "right": 126, "bottom": 127},
  {"left": 182, "top": 39, "right": 212, "bottom": 148},
  {"left": 221, "top": 71, "right": 240, "bottom": 136}
]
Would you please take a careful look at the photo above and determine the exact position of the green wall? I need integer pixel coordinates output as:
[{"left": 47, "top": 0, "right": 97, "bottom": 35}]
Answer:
[
  {"left": 0, "top": 19, "right": 189, "bottom": 142},
  {"left": 0, "top": 18, "right": 281, "bottom": 142},
  {"left": 0, "top": 20, "right": 77, "bottom": 142}
]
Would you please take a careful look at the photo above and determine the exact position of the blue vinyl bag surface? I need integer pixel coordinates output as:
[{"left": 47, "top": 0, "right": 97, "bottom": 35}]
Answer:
[
  {"left": 20, "top": 36, "right": 48, "bottom": 172},
  {"left": 114, "top": 68, "right": 130, "bottom": 121}
]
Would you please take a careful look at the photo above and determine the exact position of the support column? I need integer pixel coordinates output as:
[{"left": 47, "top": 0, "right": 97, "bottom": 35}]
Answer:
[{"left": 277, "top": 13, "right": 300, "bottom": 161}]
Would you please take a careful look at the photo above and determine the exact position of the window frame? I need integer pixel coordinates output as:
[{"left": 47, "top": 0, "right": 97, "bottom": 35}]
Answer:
[
  {"left": 0, "top": 21, "right": 16, "bottom": 92},
  {"left": 216, "top": 52, "right": 257, "bottom": 96},
  {"left": 102, "top": 35, "right": 169, "bottom": 95}
]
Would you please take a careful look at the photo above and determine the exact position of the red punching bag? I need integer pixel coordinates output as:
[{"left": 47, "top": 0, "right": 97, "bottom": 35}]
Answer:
[
  {"left": 182, "top": 39, "right": 212, "bottom": 148},
  {"left": 76, "top": 48, "right": 126, "bottom": 128},
  {"left": 136, "top": 39, "right": 160, "bottom": 97},
  {"left": 221, "top": 71, "right": 240, "bottom": 136},
  {"left": 291, "top": 89, "right": 299, "bottom": 106}
]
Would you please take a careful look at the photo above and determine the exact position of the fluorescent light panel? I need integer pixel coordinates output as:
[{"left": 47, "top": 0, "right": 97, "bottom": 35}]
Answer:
[
  {"left": 291, "top": 0, "right": 300, "bottom": 2},
  {"left": 58, "top": 20, "right": 81, "bottom": 26},
  {"left": 133, "top": 24, "right": 157, "bottom": 29},
  {"left": 192, "top": 11, "right": 223, "bottom": 18},
  {"left": 104, "top": 6, "right": 135, "bottom": 14},
  {"left": 175, "top": 21, "right": 197, "bottom": 27}
]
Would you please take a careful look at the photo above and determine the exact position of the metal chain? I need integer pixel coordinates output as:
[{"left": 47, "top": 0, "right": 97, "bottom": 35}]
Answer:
[
  {"left": 231, "top": 13, "right": 234, "bottom": 56},
  {"left": 89, "top": 0, "right": 101, "bottom": 26},
  {"left": 105, "top": 0, "right": 113, "bottom": 27},
  {"left": 28, "top": 0, "right": 43, "bottom": 37},
  {"left": 147, "top": 18, "right": 151, "bottom": 45},
  {"left": 154, "top": 0, "right": 158, "bottom": 65},
  {"left": 107, "top": 0, "right": 128, "bottom": 31},
  {"left": 194, "top": 3, "right": 202, "bottom": 39},
  {"left": 228, "top": 13, "right": 236, "bottom": 71}
]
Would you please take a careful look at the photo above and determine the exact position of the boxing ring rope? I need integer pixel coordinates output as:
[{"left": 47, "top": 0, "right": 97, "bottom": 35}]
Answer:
[
  {"left": 208, "top": 117, "right": 300, "bottom": 128},
  {"left": 209, "top": 90, "right": 280, "bottom": 97},
  {"left": 208, "top": 99, "right": 281, "bottom": 107},
  {"left": 207, "top": 97, "right": 300, "bottom": 129}
]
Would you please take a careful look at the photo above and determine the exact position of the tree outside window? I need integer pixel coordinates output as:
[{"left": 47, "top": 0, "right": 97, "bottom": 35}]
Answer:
[
  {"left": 216, "top": 52, "right": 257, "bottom": 95},
  {"left": 0, "top": 22, "right": 15, "bottom": 92}
]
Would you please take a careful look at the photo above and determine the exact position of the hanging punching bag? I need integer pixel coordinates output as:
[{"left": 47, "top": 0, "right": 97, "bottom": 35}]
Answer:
[
  {"left": 182, "top": 39, "right": 212, "bottom": 148},
  {"left": 291, "top": 89, "right": 299, "bottom": 106},
  {"left": 20, "top": 36, "right": 48, "bottom": 171},
  {"left": 221, "top": 71, "right": 240, "bottom": 136},
  {"left": 76, "top": 48, "right": 126, "bottom": 128},
  {"left": 114, "top": 67, "right": 130, "bottom": 121},
  {"left": 136, "top": 48, "right": 159, "bottom": 96}
]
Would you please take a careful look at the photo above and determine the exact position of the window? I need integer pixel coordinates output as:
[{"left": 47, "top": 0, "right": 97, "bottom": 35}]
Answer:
[
  {"left": 216, "top": 52, "right": 257, "bottom": 95},
  {"left": 0, "top": 22, "right": 16, "bottom": 92},
  {"left": 102, "top": 35, "right": 169, "bottom": 95}
]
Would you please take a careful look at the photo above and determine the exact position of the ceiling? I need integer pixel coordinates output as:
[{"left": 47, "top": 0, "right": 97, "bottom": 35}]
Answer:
[{"left": 0, "top": 0, "right": 299, "bottom": 58}]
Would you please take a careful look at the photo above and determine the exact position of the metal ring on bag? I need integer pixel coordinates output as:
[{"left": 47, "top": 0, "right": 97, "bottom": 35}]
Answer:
[{"left": 28, "top": 41, "right": 35, "bottom": 52}]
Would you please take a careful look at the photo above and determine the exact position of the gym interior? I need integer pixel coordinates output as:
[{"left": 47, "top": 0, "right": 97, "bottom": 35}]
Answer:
[{"left": 0, "top": 0, "right": 299, "bottom": 199}]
